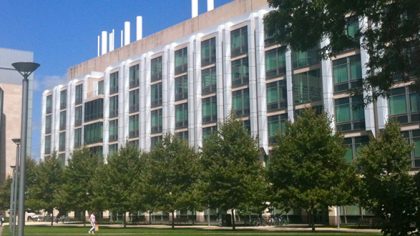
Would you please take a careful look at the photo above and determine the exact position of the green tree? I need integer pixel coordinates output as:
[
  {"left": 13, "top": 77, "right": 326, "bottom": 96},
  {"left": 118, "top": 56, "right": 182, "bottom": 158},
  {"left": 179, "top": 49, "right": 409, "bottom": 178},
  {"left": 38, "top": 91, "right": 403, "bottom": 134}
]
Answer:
[
  {"left": 0, "top": 177, "right": 12, "bottom": 212},
  {"left": 265, "top": 0, "right": 420, "bottom": 101},
  {"left": 142, "top": 135, "right": 200, "bottom": 229},
  {"left": 55, "top": 148, "right": 102, "bottom": 225},
  {"left": 26, "top": 153, "right": 64, "bottom": 226},
  {"left": 94, "top": 145, "right": 142, "bottom": 227},
  {"left": 355, "top": 121, "right": 418, "bottom": 236},
  {"left": 268, "top": 109, "right": 354, "bottom": 231},
  {"left": 200, "top": 117, "right": 267, "bottom": 230}
]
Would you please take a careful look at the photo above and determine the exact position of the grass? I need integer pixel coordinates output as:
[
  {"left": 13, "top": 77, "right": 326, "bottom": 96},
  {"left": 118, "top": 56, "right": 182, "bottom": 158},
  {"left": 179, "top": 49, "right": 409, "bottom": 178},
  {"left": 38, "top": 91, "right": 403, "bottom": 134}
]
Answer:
[{"left": 1, "top": 226, "right": 381, "bottom": 236}]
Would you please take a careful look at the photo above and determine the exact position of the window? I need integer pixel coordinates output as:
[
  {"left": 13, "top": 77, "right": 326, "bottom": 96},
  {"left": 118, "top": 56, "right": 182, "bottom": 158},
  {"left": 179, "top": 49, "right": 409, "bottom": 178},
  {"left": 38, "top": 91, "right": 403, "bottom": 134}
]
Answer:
[
  {"left": 74, "top": 128, "right": 82, "bottom": 148},
  {"left": 202, "top": 67, "right": 217, "bottom": 95},
  {"left": 231, "top": 26, "right": 248, "bottom": 57},
  {"left": 129, "top": 89, "right": 139, "bottom": 113},
  {"left": 388, "top": 87, "right": 420, "bottom": 124},
  {"left": 110, "top": 71, "right": 119, "bottom": 94},
  {"left": 109, "top": 119, "right": 118, "bottom": 142},
  {"left": 268, "top": 114, "right": 288, "bottom": 144},
  {"left": 293, "top": 69, "right": 322, "bottom": 105},
  {"left": 128, "top": 140, "right": 139, "bottom": 149},
  {"left": 46, "top": 95, "right": 52, "bottom": 114},
  {"left": 97, "top": 80, "right": 104, "bottom": 95},
  {"left": 59, "top": 132, "right": 66, "bottom": 152},
  {"left": 151, "top": 109, "right": 162, "bottom": 134},
  {"left": 151, "top": 83, "right": 162, "bottom": 107},
  {"left": 265, "top": 47, "right": 286, "bottom": 79},
  {"left": 89, "top": 146, "right": 103, "bottom": 156},
  {"left": 75, "top": 84, "right": 83, "bottom": 105},
  {"left": 45, "top": 115, "right": 52, "bottom": 134},
  {"left": 232, "top": 89, "right": 250, "bottom": 117},
  {"left": 60, "top": 111, "right": 66, "bottom": 131},
  {"left": 60, "top": 90, "right": 67, "bottom": 109},
  {"left": 151, "top": 135, "right": 162, "bottom": 148},
  {"left": 84, "top": 98, "right": 103, "bottom": 122},
  {"left": 175, "top": 103, "right": 188, "bottom": 129},
  {"left": 333, "top": 55, "right": 362, "bottom": 93},
  {"left": 264, "top": 23, "right": 280, "bottom": 47},
  {"left": 84, "top": 122, "right": 103, "bottom": 145},
  {"left": 343, "top": 136, "right": 369, "bottom": 162},
  {"left": 201, "top": 38, "right": 216, "bottom": 66},
  {"left": 175, "top": 47, "right": 188, "bottom": 75},
  {"left": 175, "top": 75, "right": 188, "bottom": 101},
  {"left": 202, "top": 96, "right": 217, "bottom": 124},
  {"left": 335, "top": 96, "right": 365, "bottom": 131},
  {"left": 109, "top": 96, "right": 118, "bottom": 118},
  {"left": 203, "top": 126, "right": 217, "bottom": 140},
  {"left": 231, "top": 57, "right": 249, "bottom": 87},
  {"left": 151, "top": 56, "right": 163, "bottom": 81},
  {"left": 108, "top": 144, "right": 118, "bottom": 156},
  {"left": 176, "top": 131, "right": 188, "bottom": 142},
  {"left": 129, "top": 115, "right": 139, "bottom": 138},
  {"left": 129, "top": 64, "right": 140, "bottom": 88},
  {"left": 75, "top": 106, "right": 83, "bottom": 126},
  {"left": 242, "top": 119, "right": 251, "bottom": 134},
  {"left": 44, "top": 135, "right": 51, "bottom": 154},
  {"left": 266, "top": 80, "right": 287, "bottom": 111},
  {"left": 292, "top": 48, "right": 320, "bottom": 68}
]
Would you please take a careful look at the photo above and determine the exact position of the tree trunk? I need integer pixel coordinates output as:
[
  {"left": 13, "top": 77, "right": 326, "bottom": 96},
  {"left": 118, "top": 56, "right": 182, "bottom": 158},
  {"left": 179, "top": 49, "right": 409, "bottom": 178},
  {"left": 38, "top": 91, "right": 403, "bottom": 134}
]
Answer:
[
  {"left": 123, "top": 212, "right": 127, "bottom": 228},
  {"left": 231, "top": 209, "right": 236, "bottom": 230},
  {"left": 83, "top": 210, "right": 86, "bottom": 227},
  {"left": 310, "top": 208, "right": 315, "bottom": 232},
  {"left": 149, "top": 211, "right": 152, "bottom": 224},
  {"left": 171, "top": 210, "right": 175, "bottom": 229},
  {"left": 50, "top": 211, "right": 54, "bottom": 226}
]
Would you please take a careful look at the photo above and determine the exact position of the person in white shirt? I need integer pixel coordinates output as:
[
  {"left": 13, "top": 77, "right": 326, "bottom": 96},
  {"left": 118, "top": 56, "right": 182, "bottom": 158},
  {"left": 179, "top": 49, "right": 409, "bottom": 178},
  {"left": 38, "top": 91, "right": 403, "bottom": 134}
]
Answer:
[{"left": 88, "top": 212, "right": 96, "bottom": 234}]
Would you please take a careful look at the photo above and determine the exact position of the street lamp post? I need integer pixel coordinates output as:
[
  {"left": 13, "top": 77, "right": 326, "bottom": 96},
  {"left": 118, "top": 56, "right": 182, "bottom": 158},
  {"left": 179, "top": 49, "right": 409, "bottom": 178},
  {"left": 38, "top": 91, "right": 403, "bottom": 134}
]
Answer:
[
  {"left": 11, "top": 138, "right": 21, "bottom": 236},
  {"left": 12, "top": 62, "right": 39, "bottom": 236},
  {"left": 9, "top": 165, "right": 15, "bottom": 233}
]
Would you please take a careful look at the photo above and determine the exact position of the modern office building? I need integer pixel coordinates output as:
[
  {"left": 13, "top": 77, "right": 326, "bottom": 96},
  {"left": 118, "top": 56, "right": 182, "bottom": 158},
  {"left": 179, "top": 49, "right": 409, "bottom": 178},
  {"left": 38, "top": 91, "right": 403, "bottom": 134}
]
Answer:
[
  {"left": 0, "top": 48, "right": 34, "bottom": 183},
  {"left": 40, "top": 0, "right": 419, "bottom": 168}
]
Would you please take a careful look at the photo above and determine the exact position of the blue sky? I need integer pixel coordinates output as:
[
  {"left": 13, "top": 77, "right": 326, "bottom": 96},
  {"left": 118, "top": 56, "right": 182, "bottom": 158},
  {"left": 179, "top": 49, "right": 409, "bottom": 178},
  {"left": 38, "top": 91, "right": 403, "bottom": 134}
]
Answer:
[{"left": 0, "top": 0, "right": 232, "bottom": 160}]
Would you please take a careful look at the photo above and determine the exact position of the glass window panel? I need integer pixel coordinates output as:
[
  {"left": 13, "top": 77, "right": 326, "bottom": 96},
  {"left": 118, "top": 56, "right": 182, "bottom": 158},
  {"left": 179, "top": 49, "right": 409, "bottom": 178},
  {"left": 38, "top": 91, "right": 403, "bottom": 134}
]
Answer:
[
  {"left": 75, "top": 84, "right": 83, "bottom": 105},
  {"left": 129, "top": 89, "right": 140, "bottom": 113},
  {"left": 349, "top": 56, "right": 362, "bottom": 81},
  {"left": 202, "top": 67, "right": 217, "bottom": 95},
  {"left": 109, "top": 95, "right": 119, "bottom": 118},
  {"left": 44, "top": 135, "right": 51, "bottom": 154},
  {"left": 293, "top": 69, "right": 322, "bottom": 104},
  {"left": 389, "top": 88, "right": 407, "bottom": 115},
  {"left": 202, "top": 96, "right": 217, "bottom": 124},
  {"left": 265, "top": 47, "right": 286, "bottom": 79},
  {"left": 201, "top": 38, "right": 216, "bottom": 66},
  {"left": 97, "top": 80, "right": 104, "bottom": 95},
  {"left": 129, "top": 64, "right": 140, "bottom": 88},
  {"left": 352, "top": 96, "right": 365, "bottom": 121},
  {"left": 129, "top": 115, "right": 139, "bottom": 138},
  {"left": 231, "top": 57, "right": 249, "bottom": 87},
  {"left": 175, "top": 47, "right": 188, "bottom": 75},
  {"left": 333, "top": 59, "right": 348, "bottom": 84},
  {"left": 46, "top": 95, "right": 53, "bottom": 113},
  {"left": 60, "top": 90, "right": 67, "bottom": 109},
  {"left": 109, "top": 119, "right": 118, "bottom": 142},
  {"left": 175, "top": 103, "right": 188, "bottom": 128},
  {"left": 151, "top": 83, "right": 162, "bottom": 107},
  {"left": 110, "top": 71, "right": 119, "bottom": 94},
  {"left": 45, "top": 115, "right": 52, "bottom": 134},
  {"left": 151, "top": 109, "right": 162, "bottom": 134},
  {"left": 231, "top": 26, "right": 248, "bottom": 57},
  {"left": 266, "top": 80, "right": 287, "bottom": 111},
  {"left": 151, "top": 56, "right": 163, "bottom": 81},
  {"left": 84, "top": 122, "right": 103, "bottom": 145},
  {"left": 84, "top": 98, "right": 104, "bottom": 122},
  {"left": 60, "top": 111, "right": 66, "bottom": 130},
  {"left": 232, "top": 89, "right": 249, "bottom": 117},
  {"left": 335, "top": 98, "right": 351, "bottom": 123},
  {"left": 74, "top": 128, "right": 82, "bottom": 148},
  {"left": 175, "top": 75, "right": 188, "bottom": 101},
  {"left": 75, "top": 106, "right": 83, "bottom": 126}
]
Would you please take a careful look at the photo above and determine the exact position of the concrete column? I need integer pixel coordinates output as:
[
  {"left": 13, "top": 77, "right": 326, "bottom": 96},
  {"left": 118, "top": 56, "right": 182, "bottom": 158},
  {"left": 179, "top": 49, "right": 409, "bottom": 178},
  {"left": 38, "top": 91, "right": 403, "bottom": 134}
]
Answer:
[
  {"left": 188, "top": 37, "right": 197, "bottom": 147},
  {"left": 120, "top": 62, "right": 129, "bottom": 145},
  {"left": 216, "top": 26, "right": 225, "bottom": 123},
  {"left": 124, "top": 21, "right": 130, "bottom": 46},
  {"left": 52, "top": 86, "right": 61, "bottom": 152},
  {"left": 40, "top": 91, "right": 48, "bottom": 159},
  {"left": 223, "top": 24, "right": 232, "bottom": 118},
  {"left": 320, "top": 38, "right": 335, "bottom": 130},
  {"left": 103, "top": 69, "right": 111, "bottom": 157},
  {"left": 192, "top": 35, "right": 202, "bottom": 148},
  {"left": 248, "top": 14, "right": 259, "bottom": 139},
  {"left": 255, "top": 11, "right": 268, "bottom": 152},
  {"left": 136, "top": 16, "right": 143, "bottom": 41},
  {"left": 162, "top": 45, "right": 176, "bottom": 135},
  {"left": 285, "top": 47, "right": 294, "bottom": 122},
  {"left": 144, "top": 54, "right": 152, "bottom": 151},
  {"left": 67, "top": 80, "right": 76, "bottom": 162},
  {"left": 140, "top": 55, "right": 148, "bottom": 151},
  {"left": 101, "top": 31, "right": 108, "bottom": 55},
  {"left": 377, "top": 96, "right": 388, "bottom": 129}
]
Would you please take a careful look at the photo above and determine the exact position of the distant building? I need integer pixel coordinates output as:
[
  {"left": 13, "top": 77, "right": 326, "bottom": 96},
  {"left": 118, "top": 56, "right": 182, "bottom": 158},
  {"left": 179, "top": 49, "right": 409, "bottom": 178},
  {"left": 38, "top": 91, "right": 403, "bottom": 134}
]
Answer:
[{"left": 0, "top": 48, "right": 34, "bottom": 183}]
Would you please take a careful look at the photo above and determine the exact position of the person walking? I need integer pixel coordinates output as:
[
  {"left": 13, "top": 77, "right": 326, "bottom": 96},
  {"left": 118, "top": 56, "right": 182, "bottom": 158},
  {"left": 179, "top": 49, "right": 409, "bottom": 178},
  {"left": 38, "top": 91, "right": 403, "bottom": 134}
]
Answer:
[{"left": 88, "top": 212, "right": 96, "bottom": 234}]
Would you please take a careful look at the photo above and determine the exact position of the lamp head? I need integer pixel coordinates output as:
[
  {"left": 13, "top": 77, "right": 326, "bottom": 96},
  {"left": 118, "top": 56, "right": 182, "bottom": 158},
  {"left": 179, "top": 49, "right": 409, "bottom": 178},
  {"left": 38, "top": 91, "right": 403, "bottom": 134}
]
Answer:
[
  {"left": 12, "top": 62, "right": 40, "bottom": 78},
  {"left": 12, "top": 138, "right": 21, "bottom": 145}
]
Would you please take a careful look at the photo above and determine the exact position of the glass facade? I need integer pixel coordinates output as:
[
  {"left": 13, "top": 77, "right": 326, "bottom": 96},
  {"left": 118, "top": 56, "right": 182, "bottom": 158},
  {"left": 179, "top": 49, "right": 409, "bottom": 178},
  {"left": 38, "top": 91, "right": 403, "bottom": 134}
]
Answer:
[
  {"left": 265, "top": 46, "right": 286, "bottom": 79},
  {"left": 175, "top": 75, "right": 188, "bottom": 101},
  {"left": 46, "top": 95, "right": 52, "bottom": 114},
  {"left": 84, "top": 122, "right": 103, "bottom": 145},
  {"left": 151, "top": 135, "right": 162, "bottom": 148},
  {"left": 268, "top": 114, "right": 288, "bottom": 144},
  {"left": 202, "top": 96, "right": 217, "bottom": 124},
  {"left": 151, "top": 109, "right": 162, "bottom": 134},
  {"left": 151, "top": 56, "right": 163, "bottom": 82},
  {"left": 388, "top": 87, "right": 420, "bottom": 124},
  {"left": 343, "top": 136, "right": 369, "bottom": 162},
  {"left": 266, "top": 80, "right": 287, "bottom": 111},
  {"left": 151, "top": 83, "right": 162, "bottom": 107},
  {"left": 231, "top": 26, "right": 248, "bottom": 57},
  {"left": 84, "top": 99, "right": 103, "bottom": 122},
  {"left": 59, "top": 132, "right": 66, "bottom": 152},
  {"left": 129, "top": 89, "right": 140, "bottom": 113},
  {"left": 75, "top": 84, "right": 83, "bottom": 105},
  {"left": 175, "top": 103, "right": 188, "bottom": 128},
  {"left": 60, "top": 90, "right": 67, "bottom": 109},
  {"left": 292, "top": 49, "right": 319, "bottom": 68},
  {"left": 75, "top": 106, "right": 83, "bottom": 126},
  {"left": 59, "top": 111, "right": 66, "bottom": 131},
  {"left": 45, "top": 115, "right": 52, "bottom": 134},
  {"left": 97, "top": 80, "right": 104, "bottom": 95},
  {"left": 202, "top": 67, "right": 217, "bottom": 95},
  {"left": 201, "top": 37, "right": 216, "bottom": 66},
  {"left": 203, "top": 126, "right": 217, "bottom": 140},
  {"left": 402, "top": 130, "right": 420, "bottom": 168},
  {"left": 232, "top": 89, "right": 250, "bottom": 117},
  {"left": 231, "top": 57, "right": 249, "bottom": 87},
  {"left": 334, "top": 96, "right": 365, "bottom": 131},
  {"left": 109, "top": 119, "right": 118, "bottom": 142},
  {"left": 129, "top": 64, "right": 140, "bottom": 88},
  {"left": 175, "top": 47, "right": 188, "bottom": 75},
  {"left": 109, "top": 95, "right": 119, "bottom": 118},
  {"left": 293, "top": 69, "right": 322, "bottom": 105},
  {"left": 74, "top": 128, "right": 82, "bottom": 148},
  {"left": 333, "top": 55, "right": 362, "bottom": 93},
  {"left": 44, "top": 135, "right": 51, "bottom": 154},
  {"left": 129, "top": 115, "right": 139, "bottom": 138},
  {"left": 110, "top": 71, "right": 119, "bottom": 94},
  {"left": 108, "top": 143, "right": 118, "bottom": 155},
  {"left": 176, "top": 131, "right": 188, "bottom": 141}
]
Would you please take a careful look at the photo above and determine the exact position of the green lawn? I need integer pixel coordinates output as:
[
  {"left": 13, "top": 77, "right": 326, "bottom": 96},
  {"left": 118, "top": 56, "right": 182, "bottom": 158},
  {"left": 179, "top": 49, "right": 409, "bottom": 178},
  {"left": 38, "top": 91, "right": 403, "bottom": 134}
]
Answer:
[{"left": 1, "top": 226, "right": 381, "bottom": 236}]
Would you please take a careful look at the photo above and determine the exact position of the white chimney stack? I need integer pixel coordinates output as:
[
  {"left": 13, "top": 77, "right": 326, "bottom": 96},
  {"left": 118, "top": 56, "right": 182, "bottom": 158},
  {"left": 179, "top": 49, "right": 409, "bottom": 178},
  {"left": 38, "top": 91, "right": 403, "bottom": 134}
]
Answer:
[
  {"left": 97, "top": 35, "right": 100, "bottom": 56},
  {"left": 124, "top": 21, "right": 130, "bottom": 46},
  {"left": 192, "top": 0, "right": 198, "bottom": 18},
  {"left": 101, "top": 31, "right": 108, "bottom": 55},
  {"left": 136, "top": 16, "right": 143, "bottom": 41},
  {"left": 207, "top": 0, "right": 214, "bottom": 11},
  {"left": 120, "top": 30, "right": 124, "bottom": 47},
  {"left": 109, "top": 29, "right": 115, "bottom": 52}
]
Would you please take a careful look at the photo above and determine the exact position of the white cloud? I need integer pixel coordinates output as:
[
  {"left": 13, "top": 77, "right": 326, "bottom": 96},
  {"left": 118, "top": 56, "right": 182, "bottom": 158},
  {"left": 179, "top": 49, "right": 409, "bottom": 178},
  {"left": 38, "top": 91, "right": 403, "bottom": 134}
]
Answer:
[{"left": 33, "top": 74, "right": 67, "bottom": 92}]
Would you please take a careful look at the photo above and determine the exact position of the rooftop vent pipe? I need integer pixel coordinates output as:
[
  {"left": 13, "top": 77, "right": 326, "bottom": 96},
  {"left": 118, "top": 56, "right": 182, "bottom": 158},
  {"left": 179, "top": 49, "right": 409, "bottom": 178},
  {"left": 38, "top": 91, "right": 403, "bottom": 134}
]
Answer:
[
  {"left": 124, "top": 21, "right": 130, "bottom": 46},
  {"left": 136, "top": 16, "right": 143, "bottom": 40},
  {"left": 101, "top": 31, "right": 108, "bottom": 55},
  {"left": 192, "top": 0, "right": 198, "bottom": 18},
  {"left": 207, "top": 0, "right": 214, "bottom": 11}
]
